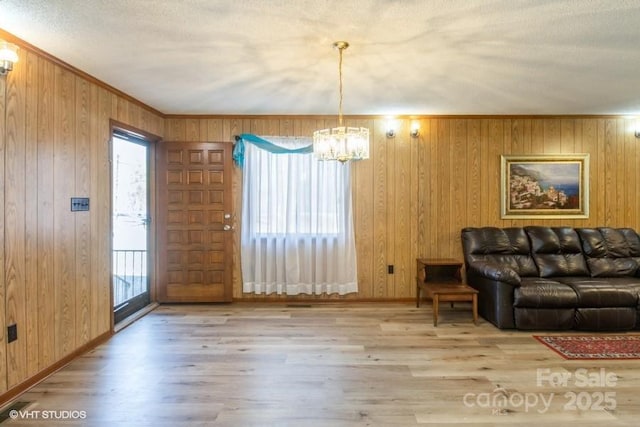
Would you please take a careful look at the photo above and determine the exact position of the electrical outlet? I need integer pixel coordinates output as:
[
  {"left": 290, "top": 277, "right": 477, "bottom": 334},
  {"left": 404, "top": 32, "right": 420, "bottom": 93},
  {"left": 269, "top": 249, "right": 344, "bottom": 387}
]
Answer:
[
  {"left": 7, "top": 324, "right": 17, "bottom": 343},
  {"left": 388, "top": 265, "right": 394, "bottom": 274}
]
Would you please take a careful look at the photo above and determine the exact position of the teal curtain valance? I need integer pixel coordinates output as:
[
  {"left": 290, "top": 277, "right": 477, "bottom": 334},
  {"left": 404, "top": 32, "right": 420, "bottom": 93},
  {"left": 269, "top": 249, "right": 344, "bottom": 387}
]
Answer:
[{"left": 233, "top": 134, "right": 314, "bottom": 167}]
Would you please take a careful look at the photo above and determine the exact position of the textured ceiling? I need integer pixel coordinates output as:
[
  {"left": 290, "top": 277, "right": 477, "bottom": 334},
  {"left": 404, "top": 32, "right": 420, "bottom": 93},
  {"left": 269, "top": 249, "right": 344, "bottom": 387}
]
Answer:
[{"left": 1, "top": 0, "right": 640, "bottom": 116}]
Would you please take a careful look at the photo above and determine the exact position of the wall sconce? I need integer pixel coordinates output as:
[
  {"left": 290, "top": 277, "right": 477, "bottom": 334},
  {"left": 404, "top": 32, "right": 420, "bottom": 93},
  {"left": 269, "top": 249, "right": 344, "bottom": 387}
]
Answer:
[
  {"left": 410, "top": 121, "right": 420, "bottom": 138},
  {"left": 0, "top": 41, "right": 19, "bottom": 76},
  {"left": 386, "top": 117, "right": 398, "bottom": 138},
  {"left": 386, "top": 119, "right": 397, "bottom": 138}
]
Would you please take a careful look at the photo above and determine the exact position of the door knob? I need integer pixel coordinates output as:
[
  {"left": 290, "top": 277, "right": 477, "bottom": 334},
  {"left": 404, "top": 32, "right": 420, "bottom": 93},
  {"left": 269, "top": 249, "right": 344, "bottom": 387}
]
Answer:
[{"left": 223, "top": 224, "right": 232, "bottom": 231}]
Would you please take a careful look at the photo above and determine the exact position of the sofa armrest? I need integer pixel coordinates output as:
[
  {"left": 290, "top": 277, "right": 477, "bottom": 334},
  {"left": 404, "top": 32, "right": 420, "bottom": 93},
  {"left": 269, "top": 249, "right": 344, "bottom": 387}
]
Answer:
[{"left": 467, "top": 261, "right": 521, "bottom": 286}]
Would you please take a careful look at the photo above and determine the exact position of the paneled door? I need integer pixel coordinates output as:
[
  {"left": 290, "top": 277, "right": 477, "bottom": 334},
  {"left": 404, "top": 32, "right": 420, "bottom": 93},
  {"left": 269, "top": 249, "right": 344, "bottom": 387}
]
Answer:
[{"left": 156, "top": 142, "right": 233, "bottom": 302}]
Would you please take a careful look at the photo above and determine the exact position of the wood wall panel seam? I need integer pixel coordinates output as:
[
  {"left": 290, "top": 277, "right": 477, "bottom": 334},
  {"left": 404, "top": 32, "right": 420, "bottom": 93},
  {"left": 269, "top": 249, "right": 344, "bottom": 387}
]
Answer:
[{"left": 0, "top": 76, "right": 6, "bottom": 393}]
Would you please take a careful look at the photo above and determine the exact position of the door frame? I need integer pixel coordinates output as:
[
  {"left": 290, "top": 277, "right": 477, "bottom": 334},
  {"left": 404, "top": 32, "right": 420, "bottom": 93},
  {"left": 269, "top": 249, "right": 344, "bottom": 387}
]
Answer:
[{"left": 109, "top": 120, "right": 160, "bottom": 327}]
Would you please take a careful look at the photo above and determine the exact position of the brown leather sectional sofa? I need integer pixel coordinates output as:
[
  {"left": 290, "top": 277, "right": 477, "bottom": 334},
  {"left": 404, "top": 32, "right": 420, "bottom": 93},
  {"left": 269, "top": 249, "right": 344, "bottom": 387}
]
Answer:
[{"left": 461, "top": 226, "right": 640, "bottom": 330}]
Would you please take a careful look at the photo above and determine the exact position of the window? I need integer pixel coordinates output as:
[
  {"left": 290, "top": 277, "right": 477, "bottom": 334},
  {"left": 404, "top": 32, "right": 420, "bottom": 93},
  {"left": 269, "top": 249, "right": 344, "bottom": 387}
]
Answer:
[
  {"left": 239, "top": 136, "right": 358, "bottom": 295},
  {"left": 249, "top": 145, "right": 345, "bottom": 236}
]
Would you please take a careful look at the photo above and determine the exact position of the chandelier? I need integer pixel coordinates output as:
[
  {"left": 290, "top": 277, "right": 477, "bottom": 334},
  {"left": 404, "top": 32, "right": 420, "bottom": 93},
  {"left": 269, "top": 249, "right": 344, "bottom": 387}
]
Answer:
[{"left": 313, "top": 41, "right": 369, "bottom": 162}]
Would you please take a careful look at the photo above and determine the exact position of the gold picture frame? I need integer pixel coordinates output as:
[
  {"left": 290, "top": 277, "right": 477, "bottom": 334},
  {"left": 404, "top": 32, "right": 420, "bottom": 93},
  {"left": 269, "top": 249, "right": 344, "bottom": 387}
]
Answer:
[{"left": 501, "top": 154, "right": 589, "bottom": 219}]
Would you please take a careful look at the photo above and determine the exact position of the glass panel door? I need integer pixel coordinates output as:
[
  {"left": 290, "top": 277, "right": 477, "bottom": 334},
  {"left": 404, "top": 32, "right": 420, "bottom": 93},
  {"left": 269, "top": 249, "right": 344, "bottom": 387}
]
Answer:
[{"left": 112, "top": 132, "right": 150, "bottom": 324}]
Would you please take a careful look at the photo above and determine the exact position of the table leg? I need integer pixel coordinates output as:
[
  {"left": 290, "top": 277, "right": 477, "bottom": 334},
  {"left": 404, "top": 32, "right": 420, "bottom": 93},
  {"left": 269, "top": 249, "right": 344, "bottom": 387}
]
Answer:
[
  {"left": 433, "top": 294, "right": 439, "bottom": 327},
  {"left": 472, "top": 294, "right": 478, "bottom": 325}
]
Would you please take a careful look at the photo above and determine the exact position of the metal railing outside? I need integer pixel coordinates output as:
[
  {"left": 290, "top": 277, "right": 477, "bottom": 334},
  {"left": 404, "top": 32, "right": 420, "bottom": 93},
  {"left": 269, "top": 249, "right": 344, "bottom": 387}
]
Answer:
[{"left": 113, "top": 249, "right": 148, "bottom": 307}]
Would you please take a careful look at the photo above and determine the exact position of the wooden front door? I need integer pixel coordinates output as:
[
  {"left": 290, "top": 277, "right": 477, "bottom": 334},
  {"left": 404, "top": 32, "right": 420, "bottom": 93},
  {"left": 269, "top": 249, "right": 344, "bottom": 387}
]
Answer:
[{"left": 156, "top": 142, "right": 233, "bottom": 302}]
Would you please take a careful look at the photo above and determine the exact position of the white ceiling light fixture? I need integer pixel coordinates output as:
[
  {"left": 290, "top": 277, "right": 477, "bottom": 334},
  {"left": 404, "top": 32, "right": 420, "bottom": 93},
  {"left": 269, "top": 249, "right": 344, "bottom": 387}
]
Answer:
[
  {"left": 313, "top": 41, "right": 369, "bottom": 162},
  {"left": 0, "top": 40, "right": 19, "bottom": 76}
]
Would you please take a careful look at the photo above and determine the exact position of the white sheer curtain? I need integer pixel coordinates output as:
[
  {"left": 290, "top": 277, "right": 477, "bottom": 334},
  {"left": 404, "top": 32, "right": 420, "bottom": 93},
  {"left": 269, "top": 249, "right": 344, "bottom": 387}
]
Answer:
[{"left": 240, "top": 136, "right": 358, "bottom": 295}]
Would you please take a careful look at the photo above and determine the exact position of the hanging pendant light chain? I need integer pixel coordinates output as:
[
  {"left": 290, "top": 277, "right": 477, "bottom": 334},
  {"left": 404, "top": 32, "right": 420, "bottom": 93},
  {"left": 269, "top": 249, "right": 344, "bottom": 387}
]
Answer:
[{"left": 338, "top": 45, "right": 344, "bottom": 127}]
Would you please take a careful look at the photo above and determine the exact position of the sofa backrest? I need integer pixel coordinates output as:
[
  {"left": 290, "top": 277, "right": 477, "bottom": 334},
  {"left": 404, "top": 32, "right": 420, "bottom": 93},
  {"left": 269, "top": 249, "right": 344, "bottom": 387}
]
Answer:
[
  {"left": 524, "top": 226, "right": 589, "bottom": 277},
  {"left": 461, "top": 227, "right": 539, "bottom": 276},
  {"left": 576, "top": 227, "right": 640, "bottom": 277},
  {"left": 461, "top": 226, "right": 640, "bottom": 279}
]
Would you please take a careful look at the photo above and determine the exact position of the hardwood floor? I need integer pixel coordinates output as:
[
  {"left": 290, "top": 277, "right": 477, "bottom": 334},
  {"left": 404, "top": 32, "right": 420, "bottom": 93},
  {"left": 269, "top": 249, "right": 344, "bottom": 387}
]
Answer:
[{"left": 2, "top": 303, "right": 639, "bottom": 426}]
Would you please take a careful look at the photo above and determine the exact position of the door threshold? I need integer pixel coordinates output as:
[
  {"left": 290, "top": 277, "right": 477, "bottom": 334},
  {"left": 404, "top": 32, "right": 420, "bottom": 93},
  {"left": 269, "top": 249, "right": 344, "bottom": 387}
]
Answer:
[{"left": 114, "top": 302, "right": 159, "bottom": 333}]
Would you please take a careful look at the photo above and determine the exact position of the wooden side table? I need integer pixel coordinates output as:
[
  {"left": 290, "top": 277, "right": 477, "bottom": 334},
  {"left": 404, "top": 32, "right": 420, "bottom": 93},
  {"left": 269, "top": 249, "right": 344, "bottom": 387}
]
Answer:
[{"left": 416, "top": 258, "right": 478, "bottom": 326}]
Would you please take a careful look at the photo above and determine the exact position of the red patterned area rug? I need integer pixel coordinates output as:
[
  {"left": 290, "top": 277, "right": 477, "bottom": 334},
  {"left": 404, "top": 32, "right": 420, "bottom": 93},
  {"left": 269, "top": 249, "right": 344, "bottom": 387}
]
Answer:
[{"left": 534, "top": 335, "right": 640, "bottom": 360}]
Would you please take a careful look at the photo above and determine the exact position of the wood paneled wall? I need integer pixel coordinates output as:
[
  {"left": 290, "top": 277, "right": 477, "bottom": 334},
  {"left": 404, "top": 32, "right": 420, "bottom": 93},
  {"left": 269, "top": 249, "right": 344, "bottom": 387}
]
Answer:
[
  {"left": 0, "top": 44, "right": 163, "bottom": 396},
  {"left": 164, "top": 116, "right": 640, "bottom": 300}
]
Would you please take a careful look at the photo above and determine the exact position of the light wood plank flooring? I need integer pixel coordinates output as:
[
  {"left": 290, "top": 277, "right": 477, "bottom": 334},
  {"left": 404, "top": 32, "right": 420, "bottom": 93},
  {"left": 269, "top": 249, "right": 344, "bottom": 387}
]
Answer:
[{"left": 2, "top": 303, "right": 639, "bottom": 426}]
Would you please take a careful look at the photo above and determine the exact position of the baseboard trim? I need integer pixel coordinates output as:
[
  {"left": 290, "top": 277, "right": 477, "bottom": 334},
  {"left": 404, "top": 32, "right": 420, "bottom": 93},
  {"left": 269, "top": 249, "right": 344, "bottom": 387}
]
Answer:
[
  {"left": 0, "top": 330, "right": 113, "bottom": 408},
  {"left": 232, "top": 297, "right": 416, "bottom": 304},
  {"left": 114, "top": 302, "right": 159, "bottom": 333}
]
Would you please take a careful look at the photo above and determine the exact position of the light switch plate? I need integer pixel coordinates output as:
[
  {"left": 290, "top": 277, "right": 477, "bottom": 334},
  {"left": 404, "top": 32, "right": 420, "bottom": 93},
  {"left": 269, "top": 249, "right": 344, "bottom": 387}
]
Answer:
[{"left": 71, "top": 197, "right": 90, "bottom": 211}]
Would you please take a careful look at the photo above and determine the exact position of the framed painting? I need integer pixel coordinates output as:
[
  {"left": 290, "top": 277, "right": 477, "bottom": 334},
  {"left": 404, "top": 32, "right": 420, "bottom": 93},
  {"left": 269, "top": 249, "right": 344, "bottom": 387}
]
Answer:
[{"left": 501, "top": 154, "right": 589, "bottom": 219}]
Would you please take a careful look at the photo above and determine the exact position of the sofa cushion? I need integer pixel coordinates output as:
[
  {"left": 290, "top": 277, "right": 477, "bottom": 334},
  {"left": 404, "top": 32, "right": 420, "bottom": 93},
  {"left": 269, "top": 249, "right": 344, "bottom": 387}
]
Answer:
[
  {"left": 620, "top": 228, "right": 640, "bottom": 254},
  {"left": 577, "top": 228, "right": 640, "bottom": 277},
  {"left": 557, "top": 277, "right": 640, "bottom": 307},
  {"left": 462, "top": 227, "right": 538, "bottom": 277},
  {"left": 620, "top": 228, "right": 640, "bottom": 274},
  {"left": 585, "top": 258, "right": 637, "bottom": 277},
  {"left": 574, "top": 307, "right": 637, "bottom": 331},
  {"left": 525, "top": 226, "right": 589, "bottom": 277},
  {"left": 514, "top": 308, "right": 575, "bottom": 330},
  {"left": 513, "top": 277, "right": 578, "bottom": 308}
]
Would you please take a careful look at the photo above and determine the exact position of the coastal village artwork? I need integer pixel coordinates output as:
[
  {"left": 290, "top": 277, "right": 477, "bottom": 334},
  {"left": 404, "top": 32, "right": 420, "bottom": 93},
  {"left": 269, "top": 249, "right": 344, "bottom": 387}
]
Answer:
[
  {"left": 501, "top": 155, "right": 589, "bottom": 219},
  {"left": 509, "top": 164, "right": 579, "bottom": 210}
]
